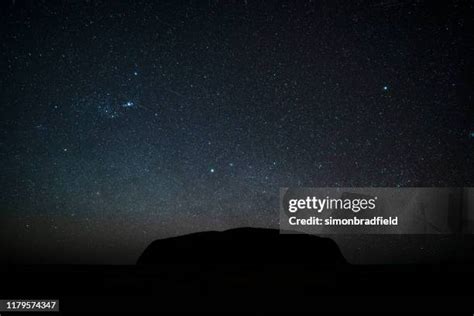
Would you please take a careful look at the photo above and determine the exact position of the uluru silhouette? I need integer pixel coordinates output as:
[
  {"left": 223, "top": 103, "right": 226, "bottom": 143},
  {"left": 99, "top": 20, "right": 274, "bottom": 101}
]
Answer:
[
  {"left": 137, "top": 227, "right": 347, "bottom": 264},
  {"left": 2, "top": 227, "right": 474, "bottom": 314}
]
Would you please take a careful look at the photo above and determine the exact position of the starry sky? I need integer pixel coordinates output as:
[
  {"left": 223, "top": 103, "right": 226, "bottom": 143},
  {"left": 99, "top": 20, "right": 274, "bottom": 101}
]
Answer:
[{"left": 1, "top": 0, "right": 472, "bottom": 264}]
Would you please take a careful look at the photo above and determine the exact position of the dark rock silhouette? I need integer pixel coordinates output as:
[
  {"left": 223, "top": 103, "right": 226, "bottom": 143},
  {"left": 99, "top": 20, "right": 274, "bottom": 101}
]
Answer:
[
  {"left": 2, "top": 228, "right": 474, "bottom": 313},
  {"left": 137, "top": 227, "right": 347, "bottom": 264}
]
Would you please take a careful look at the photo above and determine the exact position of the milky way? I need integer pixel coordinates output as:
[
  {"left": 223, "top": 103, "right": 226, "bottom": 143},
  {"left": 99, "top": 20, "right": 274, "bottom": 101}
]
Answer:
[{"left": 0, "top": 0, "right": 472, "bottom": 264}]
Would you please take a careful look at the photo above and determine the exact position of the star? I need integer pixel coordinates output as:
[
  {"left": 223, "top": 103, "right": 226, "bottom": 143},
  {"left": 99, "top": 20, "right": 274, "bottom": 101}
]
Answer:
[{"left": 122, "top": 101, "right": 135, "bottom": 108}]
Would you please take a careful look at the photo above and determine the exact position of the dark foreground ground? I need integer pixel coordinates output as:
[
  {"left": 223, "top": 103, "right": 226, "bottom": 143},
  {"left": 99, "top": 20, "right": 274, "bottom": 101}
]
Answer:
[
  {"left": 1, "top": 229, "right": 474, "bottom": 314},
  {"left": 1, "top": 264, "right": 474, "bottom": 314}
]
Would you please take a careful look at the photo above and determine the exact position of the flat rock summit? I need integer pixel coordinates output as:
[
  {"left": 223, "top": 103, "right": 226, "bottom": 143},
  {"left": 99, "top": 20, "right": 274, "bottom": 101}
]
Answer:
[{"left": 137, "top": 227, "right": 347, "bottom": 264}]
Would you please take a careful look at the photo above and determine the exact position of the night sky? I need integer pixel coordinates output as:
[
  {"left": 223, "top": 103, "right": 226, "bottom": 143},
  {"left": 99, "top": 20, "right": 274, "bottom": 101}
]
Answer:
[{"left": 1, "top": 0, "right": 472, "bottom": 264}]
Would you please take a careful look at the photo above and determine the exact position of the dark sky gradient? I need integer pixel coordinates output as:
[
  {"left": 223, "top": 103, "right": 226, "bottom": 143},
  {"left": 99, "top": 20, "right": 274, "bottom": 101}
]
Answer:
[{"left": 1, "top": 0, "right": 472, "bottom": 264}]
